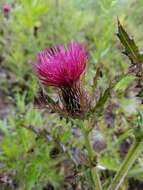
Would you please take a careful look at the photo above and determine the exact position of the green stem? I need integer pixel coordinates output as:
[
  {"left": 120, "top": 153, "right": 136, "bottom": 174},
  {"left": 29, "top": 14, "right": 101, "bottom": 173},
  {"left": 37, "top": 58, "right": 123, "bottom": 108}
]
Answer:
[
  {"left": 108, "top": 139, "right": 143, "bottom": 190},
  {"left": 81, "top": 121, "right": 102, "bottom": 190}
]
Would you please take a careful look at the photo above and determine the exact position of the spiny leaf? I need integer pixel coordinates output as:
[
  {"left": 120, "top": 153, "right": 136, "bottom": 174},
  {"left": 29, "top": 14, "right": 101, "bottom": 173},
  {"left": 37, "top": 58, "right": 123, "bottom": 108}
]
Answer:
[{"left": 117, "top": 19, "right": 143, "bottom": 64}]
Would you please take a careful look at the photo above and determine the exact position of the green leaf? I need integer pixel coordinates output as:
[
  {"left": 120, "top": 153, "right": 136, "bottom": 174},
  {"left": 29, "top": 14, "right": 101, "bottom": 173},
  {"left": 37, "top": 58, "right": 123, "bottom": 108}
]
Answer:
[
  {"left": 91, "top": 87, "right": 111, "bottom": 115},
  {"left": 24, "top": 161, "right": 39, "bottom": 190},
  {"left": 115, "top": 75, "right": 136, "bottom": 92},
  {"left": 60, "top": 130, "right": 71, "bottom": 143},
  {"left": 117, "top": 19, "right": 143, "bottom": 64}
]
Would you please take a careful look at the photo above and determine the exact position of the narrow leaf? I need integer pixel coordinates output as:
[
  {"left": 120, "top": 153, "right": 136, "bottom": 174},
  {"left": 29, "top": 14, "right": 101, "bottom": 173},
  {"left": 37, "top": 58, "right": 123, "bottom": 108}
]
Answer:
[{"left": 115, "top": 75, "right": 136, "bottom": 92}]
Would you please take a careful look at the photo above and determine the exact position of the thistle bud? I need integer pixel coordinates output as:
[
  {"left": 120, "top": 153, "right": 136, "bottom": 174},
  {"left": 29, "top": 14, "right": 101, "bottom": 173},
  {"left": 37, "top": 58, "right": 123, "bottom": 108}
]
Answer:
[{"left": 2, "top": 3, "right": 11, "bottom": 18}]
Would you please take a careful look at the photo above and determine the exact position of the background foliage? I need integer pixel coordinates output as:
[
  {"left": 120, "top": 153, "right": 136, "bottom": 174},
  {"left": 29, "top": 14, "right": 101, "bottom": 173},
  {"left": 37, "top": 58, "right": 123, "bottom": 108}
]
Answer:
[{"left": 0, "top": 0, "right": 142, "bottom": 189}]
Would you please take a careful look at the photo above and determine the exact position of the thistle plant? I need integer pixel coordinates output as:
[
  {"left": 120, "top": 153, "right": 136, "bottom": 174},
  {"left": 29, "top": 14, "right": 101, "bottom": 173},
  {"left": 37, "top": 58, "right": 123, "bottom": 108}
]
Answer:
[
  {"left": 33, "top": 41, "right": 102, "bottom": 189},
  {"left": 32, "top": 19, "right": 143, "bottom": 190},
  {"left": 0, "top": 0, "right": 143, "bottom": 189}
]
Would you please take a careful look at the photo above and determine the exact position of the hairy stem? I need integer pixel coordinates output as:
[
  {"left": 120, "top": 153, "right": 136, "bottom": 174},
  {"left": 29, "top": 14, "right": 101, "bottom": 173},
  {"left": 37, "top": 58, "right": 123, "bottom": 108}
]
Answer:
[
  {"left": 108, "top": 138, "right": 143, "bottom": 190},
  {"left": 80, "top": 121, "right": 102, "bottom": 190}
]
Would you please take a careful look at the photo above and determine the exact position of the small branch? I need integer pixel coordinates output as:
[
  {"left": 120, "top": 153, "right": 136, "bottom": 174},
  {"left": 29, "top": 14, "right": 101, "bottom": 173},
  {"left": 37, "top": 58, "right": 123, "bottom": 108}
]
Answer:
[
  {"left": 92, "top": 66, "right": 101, "bottom": 95},
  {"left": 80, "top": 120, "right": 102, "bottom": 190},
  {"left": 108, "top": 138, "right": 143, "bottom": 190}
]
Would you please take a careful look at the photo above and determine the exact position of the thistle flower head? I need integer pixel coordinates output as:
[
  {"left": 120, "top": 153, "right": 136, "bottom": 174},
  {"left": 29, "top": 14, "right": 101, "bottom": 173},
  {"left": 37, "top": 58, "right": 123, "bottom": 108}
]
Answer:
[
  {"left": 34, "top": 42, "right": 88, "bottom": 87},
  {"left": 34, "top": 42, "right": 89, "bottom": 118},
  {"left": 2, "top": 3, "right": 11, "bottom": 14}
]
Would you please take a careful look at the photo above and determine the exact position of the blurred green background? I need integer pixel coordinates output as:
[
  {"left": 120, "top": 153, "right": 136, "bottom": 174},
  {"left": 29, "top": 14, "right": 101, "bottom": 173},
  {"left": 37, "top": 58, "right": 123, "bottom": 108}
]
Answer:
[{"left": 0, "top": 0, "right": 143, "bottom": 190}]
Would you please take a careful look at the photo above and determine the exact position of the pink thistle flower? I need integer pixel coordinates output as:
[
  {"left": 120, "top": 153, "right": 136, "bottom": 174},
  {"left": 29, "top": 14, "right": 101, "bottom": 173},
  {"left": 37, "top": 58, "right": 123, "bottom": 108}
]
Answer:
[
  {"left": 2, "top": 3, "right": 11, "bottom": 14},
  {"left": 34, "top": 42, "right": 89, "bottom": 118},
  {"left": 34, "top": 42, "right": 88, "bottom": 87}
]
